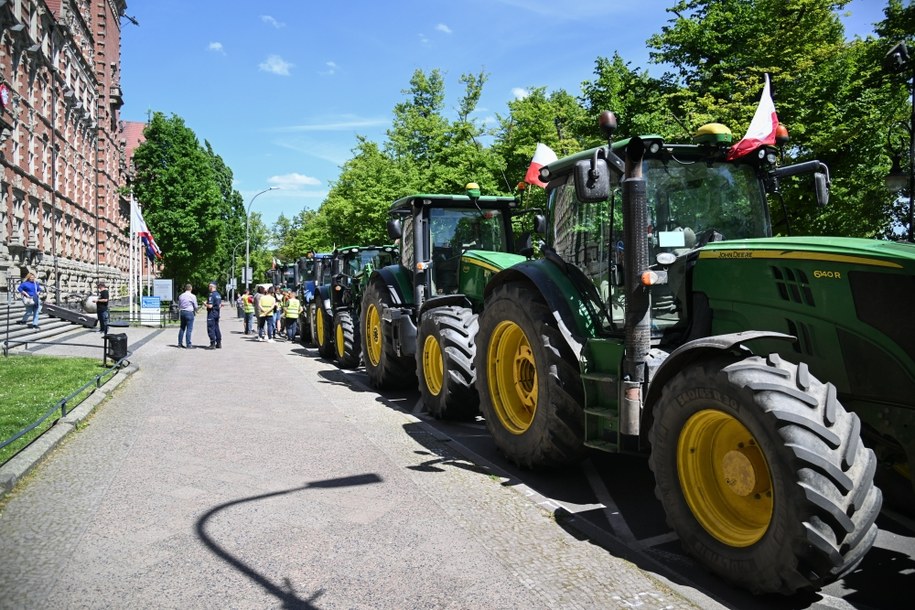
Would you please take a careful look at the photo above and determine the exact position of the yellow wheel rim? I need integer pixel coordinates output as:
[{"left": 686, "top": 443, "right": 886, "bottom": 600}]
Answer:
[
  {"left": 677, "top": 409, "right": 773, "bottom": 547},
  {"left": 486, "top": 320, "right": 538, "bottom": 434},
  {"left": 316, "top": 308, "right": 326, "bottom": 346},
  {"left": 336, "top": 322, "right": 345, "bottom": 359},
  {"left": 366, "top": 303, "right": 382, "bottom": 367},
  {"left": 422, "top": 335, "right": 444, "bottom": 396}
]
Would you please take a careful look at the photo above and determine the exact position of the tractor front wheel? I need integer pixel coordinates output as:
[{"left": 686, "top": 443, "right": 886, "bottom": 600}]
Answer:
[
  {"left": 475, "top": 283, "right": 584, "bottom": 468},
  {"left": 334, "top": 310, "right": 361, "bottom": 369},
  {"left": 648, "top": 353, "right": 881, "bottom": 595},
  {"left": 417, "top": 306, "right": 479, "bottom": 420},
  {"left": 360, "top": 279, "right": 416, "bottom": 389},
  {"left": 315, "top": 302, "right": 334, "bottom": 359}
]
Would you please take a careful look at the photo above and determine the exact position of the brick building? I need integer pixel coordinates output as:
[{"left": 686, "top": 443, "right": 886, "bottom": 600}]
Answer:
[{"left": 0, "top": 0, "right": 130, "bottom": 301}]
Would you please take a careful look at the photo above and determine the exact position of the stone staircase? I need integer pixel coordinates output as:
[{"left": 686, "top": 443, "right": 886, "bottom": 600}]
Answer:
[{"left": 1, "top": 300, "right": 98, "bottom": 353}]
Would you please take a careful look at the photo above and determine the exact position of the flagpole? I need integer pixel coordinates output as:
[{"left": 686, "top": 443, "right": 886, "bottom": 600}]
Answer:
[{"left": 129, "top": 196, "right": 135, "bottom": 321}]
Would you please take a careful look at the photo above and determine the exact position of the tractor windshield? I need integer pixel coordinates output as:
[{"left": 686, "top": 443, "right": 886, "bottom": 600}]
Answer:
[
  {"left": 551, "top": 159, "right": 769, "bottom": 336},
  {"left": 345, "top": 249, "right": 396, "bottom": 276}
]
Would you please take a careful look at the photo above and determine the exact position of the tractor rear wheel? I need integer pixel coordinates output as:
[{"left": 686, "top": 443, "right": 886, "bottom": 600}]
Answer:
[
  {"left": 315, "top": 303, "right": 335, "bottom": 358},
  {"left": 308, "top": 303, "right": 319, "bottom": 345},
  {"left": 417, "top": 306, "right": 479, "bottom": 420},
  {"left": 648, "top": 353, "right": 881, "bottom": 595},
  {"left": 475, "top": 283, "right": 584, "bottom": 468},
  {"left": 360, "top": 279, "right": 416, "bottom": 389},
  {"left": 334, "top": 310, "right": 361, "bottom": 369},
  {"left": 299, "top": 310, "right": 311, "bottom": 346}
]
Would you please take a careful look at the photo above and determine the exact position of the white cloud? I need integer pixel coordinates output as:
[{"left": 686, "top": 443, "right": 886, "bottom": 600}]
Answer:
[
  {"left": 320, "top": 61, "right": 338, "bottom": 76},
  {"left": 208, "top": 42, "right": 225, "bottom": 54},
  {"left": 271, "top": 115, "right": 389, "bottom": 132},
  {"left": 512, "top": 87, "right": 530, "bottom": 100},
  {"left": 267, "top": 173, "right": 321, "bottom": 190},
  {"left": 260, "top": 15, "right": 285, "bottom": 28},
  {"left": 418, "top": 33, "right": 430, "bottom": 45},
  {"left": 435, "top": 23, "right": 452, "bottom": 34},
  {"left": 259, "top": 55, "right": 294, "bottom": 76}
]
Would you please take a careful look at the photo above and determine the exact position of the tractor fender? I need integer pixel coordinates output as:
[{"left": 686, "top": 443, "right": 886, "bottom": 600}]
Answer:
[
  {"left": 368, "top": 266, "right": 410, "bottom": 306},
  {"left": 644, "top": 331, "right": 796, "bottom": 413},
  {"left": 484, "top": 262, "right": 586, "bottom": 360}
]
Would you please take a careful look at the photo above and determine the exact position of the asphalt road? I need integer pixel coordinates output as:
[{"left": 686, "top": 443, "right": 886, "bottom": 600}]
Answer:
[{"left": 297, "top": 345, "right": 915, "bottom": 610}]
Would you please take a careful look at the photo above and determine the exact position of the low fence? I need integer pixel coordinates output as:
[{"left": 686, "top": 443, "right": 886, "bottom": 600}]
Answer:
[{"left": 0, "top": 349, "right": 130, "bottom": 466}]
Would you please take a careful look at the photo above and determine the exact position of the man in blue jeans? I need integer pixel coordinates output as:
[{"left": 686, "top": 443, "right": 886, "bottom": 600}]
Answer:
[
  {"left": 96, "top": 281, "right": 110, "bottom": 334},
  {"left": 177, "top": 284, "right": 198, "bottom": 348}
]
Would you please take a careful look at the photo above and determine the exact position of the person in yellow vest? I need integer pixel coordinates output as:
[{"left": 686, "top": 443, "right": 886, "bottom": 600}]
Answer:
[
  {"left": 284, "top": 292, "right": 301, "bottom": 341},
  {"left": 241, "top": 289, "right": 255, "bottom": 335},
  {"left": 256, "top": 286, "right": 276, "bottom": 342}
]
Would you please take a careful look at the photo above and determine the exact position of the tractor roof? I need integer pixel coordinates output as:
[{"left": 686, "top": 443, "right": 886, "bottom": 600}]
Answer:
[
  {"left": 389, "top": 193, "right": 518, "bottom": 213},
  {"left": 334, "top": 244, "right": 398, "bottom": 254}
]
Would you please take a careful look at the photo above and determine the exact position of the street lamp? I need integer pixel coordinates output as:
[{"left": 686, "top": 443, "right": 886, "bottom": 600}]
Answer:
[
  {"left": 883, "top": 41, "right": 914, "bottom": 242},
  {"left": 245, "top": 186, "right": 277, "bottom": 291},
  {"left": 228, "top": 240, "right": 246, "bottom": 304}
]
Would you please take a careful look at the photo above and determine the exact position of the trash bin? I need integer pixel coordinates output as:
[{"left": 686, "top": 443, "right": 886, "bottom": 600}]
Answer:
[{"left": 105, "top": 333, "right": 128, "bottom": 361}]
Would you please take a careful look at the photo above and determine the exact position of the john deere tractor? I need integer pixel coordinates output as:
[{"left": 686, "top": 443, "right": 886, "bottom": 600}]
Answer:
[
  {"left": 361, "top": 184, "right": 528, "bottom": 419},
  {"left": 473, "top": 112, "right": 911, "bottom": 595},
  {"left": 311, "top": 245, "right": 397, "bottom": 368}
]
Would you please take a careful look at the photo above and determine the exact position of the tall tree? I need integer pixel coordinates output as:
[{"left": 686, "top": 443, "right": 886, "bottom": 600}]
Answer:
[{"left": 131, "top": 113, "right": 243, "bottom": 287}]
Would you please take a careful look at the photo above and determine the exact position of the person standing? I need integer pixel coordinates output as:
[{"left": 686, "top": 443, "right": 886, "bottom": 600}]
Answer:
[
  {"left": 177, "top": 284, "right": 198, "bottom": 349},
  {"left": 16, "top": 272, "right": 42, "bottom": 329},
  {"left": 257, "top": 286, "right": 276, "bottom": 343},
  {"left": 206, "top": 282, "right": 223, "bottom": 349},
  {"left": 284, "top": 291, "right": 301, "bottom": 341},
  {"left": 96, "top": 281, "right": 110, "bottom": 335},
  {"left": 241, "top": 289, "right": 255, "bottom": 335}
]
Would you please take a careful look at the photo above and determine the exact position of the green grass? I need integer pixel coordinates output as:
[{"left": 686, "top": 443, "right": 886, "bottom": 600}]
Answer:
[{"left": 0, "top": 355, "right": 111, "bottom": 465}]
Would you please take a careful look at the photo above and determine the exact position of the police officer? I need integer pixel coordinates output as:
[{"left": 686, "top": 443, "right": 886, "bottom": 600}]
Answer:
[{"left": 206, "top": 282, "right": 222, "bottom": 349}]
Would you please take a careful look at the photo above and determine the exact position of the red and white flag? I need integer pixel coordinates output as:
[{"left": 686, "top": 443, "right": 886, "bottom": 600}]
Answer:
[
  {"left": 524, "top": 143, "right": 558, "bottom": 188},
  {"left": 726, "top": 74, "right": 779, "bottom": 161}
]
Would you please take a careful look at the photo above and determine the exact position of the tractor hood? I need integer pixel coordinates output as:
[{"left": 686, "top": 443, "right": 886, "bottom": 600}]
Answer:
[
  {"left": 698, "top": 236, "right": 915, "bottom": 270},
  {"left": 462, "top": 250, "right": 526, "bottom": 272}
]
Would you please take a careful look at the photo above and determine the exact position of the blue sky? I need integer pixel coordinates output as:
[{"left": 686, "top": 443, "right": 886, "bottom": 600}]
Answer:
[{"left": 120, "top": 0, "right": 887, "bottom": 228}]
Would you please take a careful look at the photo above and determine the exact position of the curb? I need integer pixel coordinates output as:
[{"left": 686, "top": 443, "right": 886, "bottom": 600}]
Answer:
[{"left": 0, "top": 363, "right": 139, "bottom": 500}]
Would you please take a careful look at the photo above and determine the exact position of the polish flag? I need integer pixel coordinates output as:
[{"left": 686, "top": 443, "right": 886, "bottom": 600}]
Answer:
[
  {"left": 726, "top": 74, "right": 779, "bottom": 161},
  {"left": 524, "top": 143, "right": 558, "bottom": 188}
]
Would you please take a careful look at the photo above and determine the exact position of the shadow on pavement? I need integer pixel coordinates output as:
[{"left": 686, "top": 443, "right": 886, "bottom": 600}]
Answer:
[{"left": 195, "top": 473, "right": 383, "bottom": 609}]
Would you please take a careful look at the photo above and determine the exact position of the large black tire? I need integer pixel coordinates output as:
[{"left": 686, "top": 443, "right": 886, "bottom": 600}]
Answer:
[
  {"left": 360, "top": 279, "right": 416, "bottom": 389},
  {"left": 417, "top": 306, "right": 479, "bottom": 420},
  {"left": 475, "top": 283, "right": 584, "bottom": 468},
  {"left": 648, "top": 352, "right": 881, "bottom": 595},
  {"left": 334, "top": 310, "right": 361, "bottom": 369},
  {"left": 299, "top": 306, "right": 311, "bottom": 346},
  {"left": 308, "top": 303, "right": 319, "bottom": 346},
  {"left": 315, "top": 302, "right": 335, "bottom": 359}
]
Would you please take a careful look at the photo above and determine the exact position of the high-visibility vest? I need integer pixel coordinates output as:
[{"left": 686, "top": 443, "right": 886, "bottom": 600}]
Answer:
[
  {"left": 258, "top": 295, "right": 276, "bottom": 317},
  {"left": 284, "top": 297, "right": 301, "bottom": 318},
  {"left": 243, "top": 295, "right": 255, "bottom": 314}
]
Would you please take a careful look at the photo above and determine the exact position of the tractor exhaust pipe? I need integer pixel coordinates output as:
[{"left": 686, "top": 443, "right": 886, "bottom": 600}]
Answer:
[{"left": 621, "top": 137, "right": 649, "bottom": 437}]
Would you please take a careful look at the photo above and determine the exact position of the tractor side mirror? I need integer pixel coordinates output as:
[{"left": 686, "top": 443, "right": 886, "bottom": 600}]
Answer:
[
  {"left": 533, "top": 214, "right": 547, "bottom": 235},
  {"left": 814, "top": 172, "right": 829, "bottom": 207},
  {"left": 574, "top": 158, "right": 610, "bottom": 203},
  {"left": 387, "top": 218, "right": 402, "bottom": 240}
]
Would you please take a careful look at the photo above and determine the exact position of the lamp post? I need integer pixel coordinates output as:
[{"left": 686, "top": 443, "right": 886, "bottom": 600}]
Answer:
[
  {"left": 245, "top": 186, "right": 277, "bottom": 291},
  {"left": 883, "top": 41, "right": 915, "bottom": 243},
  {"left": 229, "top": 240, "right": 245, "bottom": 304}
]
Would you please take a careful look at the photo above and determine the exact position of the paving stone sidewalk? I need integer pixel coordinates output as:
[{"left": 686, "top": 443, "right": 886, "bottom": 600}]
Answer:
[{"left": 0, "top": 314, "right": 705, "bottom": 609}]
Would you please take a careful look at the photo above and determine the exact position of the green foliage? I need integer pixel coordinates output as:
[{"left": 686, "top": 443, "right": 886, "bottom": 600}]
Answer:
[{"left": 130, "top": 113, "right": 246, "bottom": 288}]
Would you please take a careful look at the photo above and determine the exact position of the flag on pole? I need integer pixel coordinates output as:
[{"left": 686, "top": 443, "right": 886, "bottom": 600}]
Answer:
[
  {"left": 131, "top": 197, "right": 163, "bottom": 261},
  {"left": 524, "top": 143, "right": 558, "bottom": 188},
  {"left": 726, "top": 74, "right": 779, "bottom": 161}
]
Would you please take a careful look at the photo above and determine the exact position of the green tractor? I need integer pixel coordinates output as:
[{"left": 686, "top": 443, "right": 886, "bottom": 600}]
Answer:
[
  {"left": 361, "top": 184, "right": 529, "bottom": 419},
  {"left": 473, "top": 113, "right": 909, "bottom": 595},
  {"left": 312, "top": 245, "right": 398, "bottom": 368}
]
